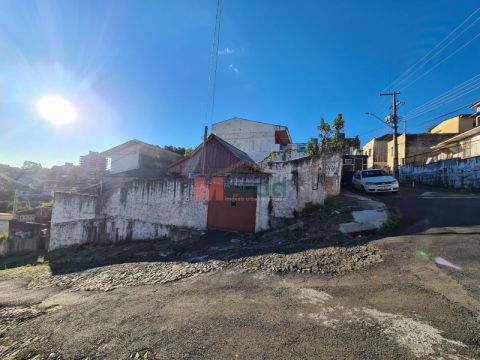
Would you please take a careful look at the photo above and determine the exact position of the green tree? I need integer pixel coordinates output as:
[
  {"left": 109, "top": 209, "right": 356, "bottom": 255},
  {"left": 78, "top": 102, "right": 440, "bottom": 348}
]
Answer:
[
  {"left": 306, "top": 138, "right": 319, "bottom": 156},
  {"left": 317, "top": 113, "right": 348, "bottom": 154}
]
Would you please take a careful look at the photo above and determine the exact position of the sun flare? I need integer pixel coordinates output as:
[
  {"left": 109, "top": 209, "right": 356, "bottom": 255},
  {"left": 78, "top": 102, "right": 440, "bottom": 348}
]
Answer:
[{"left": 37, "top": 95, "right": 77, "bottom": 125}]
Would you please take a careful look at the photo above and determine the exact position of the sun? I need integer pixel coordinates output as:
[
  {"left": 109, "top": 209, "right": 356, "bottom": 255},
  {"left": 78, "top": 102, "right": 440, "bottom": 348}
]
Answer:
[{"left": 37, "top": 95, "right": 78, "bottom": 125}]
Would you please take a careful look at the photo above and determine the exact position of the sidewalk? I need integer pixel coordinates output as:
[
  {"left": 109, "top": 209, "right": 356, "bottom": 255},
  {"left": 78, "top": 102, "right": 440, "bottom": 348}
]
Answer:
[{"left": 339, "top": 191, "right": 389, "bottom": 235}]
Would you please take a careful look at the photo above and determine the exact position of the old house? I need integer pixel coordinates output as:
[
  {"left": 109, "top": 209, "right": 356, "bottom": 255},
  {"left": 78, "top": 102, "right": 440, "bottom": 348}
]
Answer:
[
  {"left": 387, "top": 134, "right": 452, "bottom": 168},
  {"left": 212, "top": 118, "right": 293, "bottom": 162},
  {"left": 363, "top": 134, "right": 392, "bottom": 170},
  {"left": 49, "top": 134, "right": 342, "bottom": 251},
  {"left": 101, "top": 140, "right": 182, "bottom": 174},
  {"left": 428, "top": 125, "right": 480, "bottom": 162}
]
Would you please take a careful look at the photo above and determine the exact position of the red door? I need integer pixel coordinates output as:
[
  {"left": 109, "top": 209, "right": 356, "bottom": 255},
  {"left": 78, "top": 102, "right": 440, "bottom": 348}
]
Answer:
[{"left": 207, "top": 186, "right": 257, "bottom": 233}]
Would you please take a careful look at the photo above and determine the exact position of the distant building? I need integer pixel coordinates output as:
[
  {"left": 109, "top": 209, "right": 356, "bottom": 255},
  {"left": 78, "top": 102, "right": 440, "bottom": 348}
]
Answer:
[
  {"left": 428, "top": 125, "right": 480, "bottom": 163},
  {"left": 469, "top": 101, "right": 480, "bottom": 128},
  {"left": 80, "top": 151, "right": 107, "bottom": 176},
  {"left": 15, "top": 209, "right": 36, "bottom": 223},
  {"left": 363, "top": 134, "right": 392, "bottom": 170},
  {"left": 387, "top": 134, "right": 453, "bottom": 167},
  {"left": 343, "top": 135, "right": 361, "bottom": 155},
  {"left": 101, "top": 140, "right": 182, "bottom": 174},
  {"left": 0, "top": 213, "right": 13, "bottom": 234},
  {"left": 212, "top": 118, "right": 293, "bottom": 162},
  {"left": 428, "top": 114, "right": 476, "bottom": 134},
  {"left": 261, "top": 143, "right": 307, "bottom": 164}
]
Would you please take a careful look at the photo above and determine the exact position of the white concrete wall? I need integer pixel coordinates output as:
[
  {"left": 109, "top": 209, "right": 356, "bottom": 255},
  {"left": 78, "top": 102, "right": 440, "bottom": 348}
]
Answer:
[
  {"left": 400, "top": 155, "right": 480, "bottom": 189},
  {"left": 50, "top": 179, "right": 208, "bottom": 251},
  {"left": 50, "top": 193, "right": 98, "bottom": 250},
  {"left": 265, "top": 153, "right": 343, "bottom": 216},
  {"left": 213, "top": 119, "right": 282, "bottom": 162},
  {"left": 103, "top": 179, "right": 208, "bottom": 231},
  {"left": 0, "top": 216, "right": 13, "bottom": 234},
  {"left": 110, "top": 150, "right": 139, "bottom": 174}
]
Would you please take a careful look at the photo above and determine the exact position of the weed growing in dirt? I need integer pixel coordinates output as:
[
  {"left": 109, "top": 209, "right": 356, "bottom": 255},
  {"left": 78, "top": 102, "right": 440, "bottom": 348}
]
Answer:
[{"left": 381, "top": 214, "right": 402, "bottom": 233}]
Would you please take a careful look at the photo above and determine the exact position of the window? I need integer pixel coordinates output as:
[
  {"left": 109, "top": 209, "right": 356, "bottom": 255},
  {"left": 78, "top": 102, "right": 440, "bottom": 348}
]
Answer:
[
  {"left": 344, "top": 158, "right": 353, "bottom": 164},
  {"left": 362, "top": 169, "right": 389, "bottom": 178}
]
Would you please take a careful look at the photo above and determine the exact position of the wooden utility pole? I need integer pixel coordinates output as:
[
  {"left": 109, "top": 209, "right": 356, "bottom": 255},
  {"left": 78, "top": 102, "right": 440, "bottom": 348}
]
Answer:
[{"left": 380, "top": 91, "right": 401, "bottom": 179}]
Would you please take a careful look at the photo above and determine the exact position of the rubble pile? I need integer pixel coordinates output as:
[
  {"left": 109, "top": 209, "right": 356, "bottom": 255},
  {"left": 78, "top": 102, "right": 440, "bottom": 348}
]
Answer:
[{"left": 25, "top": 245, "right": 382, "bottom": 292}]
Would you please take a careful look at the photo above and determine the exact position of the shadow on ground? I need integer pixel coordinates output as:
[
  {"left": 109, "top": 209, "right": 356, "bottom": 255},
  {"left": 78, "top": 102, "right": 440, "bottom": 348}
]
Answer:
[{"left": 1, "top": 194, "right": 383, "bottom": 275}]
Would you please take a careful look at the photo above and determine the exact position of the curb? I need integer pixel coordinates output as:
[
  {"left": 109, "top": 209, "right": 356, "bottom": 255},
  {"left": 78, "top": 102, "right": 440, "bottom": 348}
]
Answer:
[{"left": 339, "top": 193, "right": 389, "bottom": 236}]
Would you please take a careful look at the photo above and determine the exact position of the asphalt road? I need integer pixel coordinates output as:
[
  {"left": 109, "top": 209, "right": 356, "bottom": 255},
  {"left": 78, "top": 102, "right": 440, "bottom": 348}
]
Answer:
[
  {"left": 376, "top": 184, "right": 480, "bottom": 309},
  {"left": 379, "top": 184, "right": 480, "bottom": 233}
]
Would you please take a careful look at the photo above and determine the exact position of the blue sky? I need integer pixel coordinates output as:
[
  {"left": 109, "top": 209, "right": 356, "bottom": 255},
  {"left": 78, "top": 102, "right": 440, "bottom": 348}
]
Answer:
[{"left": 1, "top": 0, "right": 480, "bottom": 167}]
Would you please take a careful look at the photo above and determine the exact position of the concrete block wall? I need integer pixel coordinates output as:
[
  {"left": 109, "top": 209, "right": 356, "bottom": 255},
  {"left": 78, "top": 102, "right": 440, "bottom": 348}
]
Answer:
[{"left": 400, "top": 155, "right": 480, "bottom": 190}]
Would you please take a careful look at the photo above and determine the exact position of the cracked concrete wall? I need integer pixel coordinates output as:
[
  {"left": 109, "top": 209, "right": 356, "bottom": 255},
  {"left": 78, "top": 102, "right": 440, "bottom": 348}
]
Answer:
[
  {"left": 50, "top": 193, "right": 98, "bottom": 250},
  {"left": 50, "top": 179, "right": 208, "bottom": 251},
  {"left": 264, "top": 153, "right": 343, "bottom": 218}
]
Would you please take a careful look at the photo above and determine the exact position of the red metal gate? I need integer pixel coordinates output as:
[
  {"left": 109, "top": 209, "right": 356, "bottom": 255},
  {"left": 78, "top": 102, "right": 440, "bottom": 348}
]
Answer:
[{"left": 207, "top": 186, "right": 257, "bottom": 233}]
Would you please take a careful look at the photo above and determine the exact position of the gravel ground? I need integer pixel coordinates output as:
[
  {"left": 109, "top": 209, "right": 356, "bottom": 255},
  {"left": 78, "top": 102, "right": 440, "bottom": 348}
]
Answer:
[{"left": 0, "top": 245, "right": 382, "bottom": 292}]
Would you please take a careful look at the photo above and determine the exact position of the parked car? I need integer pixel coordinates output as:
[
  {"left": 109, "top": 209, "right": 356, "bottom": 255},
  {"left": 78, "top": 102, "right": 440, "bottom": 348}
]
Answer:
[{"left": 352, "top": 169, "right": 399, "bottom": 193}]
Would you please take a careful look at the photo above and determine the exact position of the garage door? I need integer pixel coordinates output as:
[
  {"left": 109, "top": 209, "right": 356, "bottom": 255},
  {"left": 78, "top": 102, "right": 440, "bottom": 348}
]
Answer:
[{"left": 207, "top": 185, "right": 257, "bottom": 233}]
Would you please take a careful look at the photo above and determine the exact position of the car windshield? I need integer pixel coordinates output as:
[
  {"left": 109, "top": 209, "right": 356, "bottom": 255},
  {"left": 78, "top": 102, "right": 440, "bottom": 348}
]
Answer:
[{"left": 362, "top": 170, "right": 389, "bottom": 178}]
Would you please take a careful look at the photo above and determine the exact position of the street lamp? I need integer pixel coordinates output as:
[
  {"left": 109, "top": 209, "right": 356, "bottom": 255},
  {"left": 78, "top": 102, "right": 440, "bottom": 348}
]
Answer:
[
  {"left": 364, "top": 111, "right": 399, "bottom": 179},
  {"left": 364, "top": 112, "right": 392, "bottom": 128}
]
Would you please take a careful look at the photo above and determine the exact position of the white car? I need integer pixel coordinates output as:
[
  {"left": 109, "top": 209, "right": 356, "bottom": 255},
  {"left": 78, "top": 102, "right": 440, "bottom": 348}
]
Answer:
[{"left": 352, "top": 169, "right": 399, "bottom": 193}]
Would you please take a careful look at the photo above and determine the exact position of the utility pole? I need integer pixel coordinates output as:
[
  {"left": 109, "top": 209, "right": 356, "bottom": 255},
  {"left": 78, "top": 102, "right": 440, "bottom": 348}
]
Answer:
[
  {"left": 12, "top": 190, "right": 18, "bottom": 216},
  {"left": 201, "top": 125, "right": 208, "bottom": 175},
  {"left": 380, "top": 91, "right": 400, "bottom": 179}
]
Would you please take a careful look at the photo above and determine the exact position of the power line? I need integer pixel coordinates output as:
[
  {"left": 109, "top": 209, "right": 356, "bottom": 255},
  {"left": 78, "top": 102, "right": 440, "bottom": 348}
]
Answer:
[
  {"left": 405, "top": 83, "right": 480, "bottom": 121},
  {"left": 405, "top": 73, "right": 480, "bottom": 115},
  {"left": 400, "top": 30, "right": 480, "bottom": 91},
  {"left": 382, "top": 7, "right": 480, "bottom": 92},
  {"left": 205, "top": 0, "right": 223, "bottom": 126},
  {"left": 404, "top": 73, "right": 480, "bottom": 119},
  {"left": 408, "top": 104, "right": 471, "bottom": 131}
]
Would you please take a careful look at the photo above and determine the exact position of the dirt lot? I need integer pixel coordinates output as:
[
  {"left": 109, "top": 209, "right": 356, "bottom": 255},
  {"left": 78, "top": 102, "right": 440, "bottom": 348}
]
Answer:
[{"left": 0, "top": 194, "right": 479, "bottom": 359}]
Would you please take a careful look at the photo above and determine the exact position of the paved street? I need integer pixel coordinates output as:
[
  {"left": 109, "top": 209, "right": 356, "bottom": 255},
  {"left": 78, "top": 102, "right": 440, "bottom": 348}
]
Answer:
[
  {"left": 380, "top": 185, "right": 480, "bottom": 232},
  {"left": 0, "top": 186, "right": 479, "bottom": 359}
]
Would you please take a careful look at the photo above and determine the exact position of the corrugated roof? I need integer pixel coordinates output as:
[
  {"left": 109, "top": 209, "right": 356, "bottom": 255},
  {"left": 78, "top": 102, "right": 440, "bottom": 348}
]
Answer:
[{"left": 169, "top": 134, "right": 256, "bottom": 168}]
